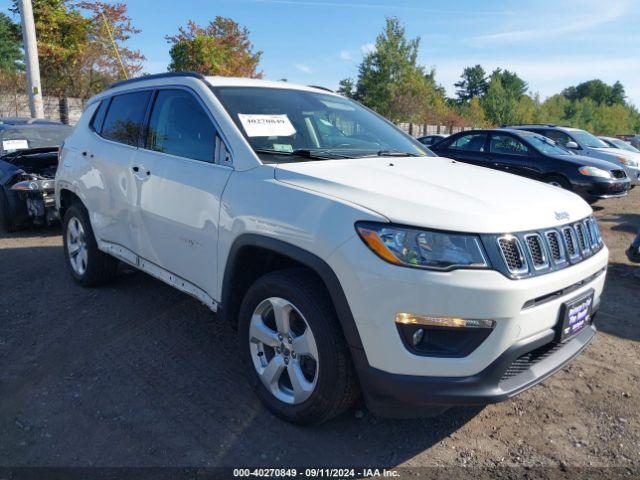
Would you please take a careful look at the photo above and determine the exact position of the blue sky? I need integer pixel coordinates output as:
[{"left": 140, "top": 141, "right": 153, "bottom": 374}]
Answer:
[{"left": 4, "top": 0, "right": 640, "bottom": 105}]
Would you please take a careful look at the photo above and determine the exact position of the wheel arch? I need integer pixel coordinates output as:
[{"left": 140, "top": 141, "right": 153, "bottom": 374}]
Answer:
[
  {"left": 220, "top": 234, "right": 364, "bottom": 352},
  {"left": 58, "top": 188, "right": 85, "bottom": 219}
]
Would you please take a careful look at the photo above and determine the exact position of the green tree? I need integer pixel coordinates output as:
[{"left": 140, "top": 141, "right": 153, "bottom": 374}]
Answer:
[
  {"left": 166, "top": 17, "right": 262, "bottom": 77},
  {"left": 490, "top": 68, "right": 527, "bottom": 99},
  {"left": 562, "top": 79, "right": 626, "bottom": 106},
  {"left": 0, "top": 12, "right": 23, "bottom": 73},
  {"left": 337, "top": 78, "right": 355, "bottom": 98},
  {"left": 454, "top": 65, "right": 487, "bottom": 104},
  {"left": 481, "top": 76, "right": 517, "bottom": 125},
  {"left": 460, "top": 96, "right": 486, "bottom": 127},
  {"left": 341, "top": 17, "right": 444, "bottom": 123},
  {"left": 11, "top": 0, "right": 92, "bottom": 98}
]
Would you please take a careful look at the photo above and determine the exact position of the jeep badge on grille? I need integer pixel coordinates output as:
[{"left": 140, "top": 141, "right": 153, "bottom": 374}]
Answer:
[{"left": 555, "top": 211, "right": 570, "bottom": 221}]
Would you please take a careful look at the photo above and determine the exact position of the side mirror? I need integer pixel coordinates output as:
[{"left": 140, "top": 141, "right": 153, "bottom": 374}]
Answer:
[{"left": 565, "top": 141, "right": 579, "bottom": 149}]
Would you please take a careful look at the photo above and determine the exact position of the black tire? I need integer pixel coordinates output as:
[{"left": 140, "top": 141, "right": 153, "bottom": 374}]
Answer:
[
  {"left": 62, "top": 203, "right": 119, "bottom": 287},
  {"left": 544, "top": 175, "right": 572, "bottom": 191},
  {"left": 0, "top": 190, "right": 17, "bottom": 232},
  {"left": 238, "top": 268, "right": 359, "bottom": 425}
]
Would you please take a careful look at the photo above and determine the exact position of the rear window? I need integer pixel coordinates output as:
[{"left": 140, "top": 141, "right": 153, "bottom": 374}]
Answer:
[{"left": 101, "top": 91, "right": 151, "bottom": 146}]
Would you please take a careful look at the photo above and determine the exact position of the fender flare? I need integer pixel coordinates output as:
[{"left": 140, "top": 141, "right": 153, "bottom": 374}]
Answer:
[{"left": 221, "top": 233, "right": 365, "bottom": 353}]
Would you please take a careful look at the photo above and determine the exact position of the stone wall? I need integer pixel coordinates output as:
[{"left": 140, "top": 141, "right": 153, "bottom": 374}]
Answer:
[{"left": 0, "top": 94, "right": 84, "bottom": 125}]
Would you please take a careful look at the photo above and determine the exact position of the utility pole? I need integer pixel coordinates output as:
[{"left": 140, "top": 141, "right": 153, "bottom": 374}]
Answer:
[{"left": 18, "top": 0, "right": 45, "bottom": 118}]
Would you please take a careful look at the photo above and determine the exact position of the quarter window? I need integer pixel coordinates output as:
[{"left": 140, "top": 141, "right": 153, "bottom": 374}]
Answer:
[
  {"left": 146, "top": 89, "right": 216, "bottom": 163},
  {"left": 490, "top": 134, "right": 529, "bottom": 155},
  {"left": 90, "top": 99, "right": 110, "bottom": 133},
  {"left": 101, "top": 91, "right": 151, "bottom": 146},
  {"left": 449, "top": 133, "right": 488, "bottom": 152}
]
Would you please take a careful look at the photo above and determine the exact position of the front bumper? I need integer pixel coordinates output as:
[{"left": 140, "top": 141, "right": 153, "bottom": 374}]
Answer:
[
  {"left": 328, "top": 235, "right": 608, "bottom": 414},
  {"left": 352, "top": 324, "right": 596, "bottom": 417},
  {"left": 572, "top": 177, "right": 630, "bottom": 200}
]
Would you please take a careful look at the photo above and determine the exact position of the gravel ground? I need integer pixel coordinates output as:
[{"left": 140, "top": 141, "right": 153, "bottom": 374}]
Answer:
[{"left": 0, "top": 189, "right": 638, "bottom": 476}]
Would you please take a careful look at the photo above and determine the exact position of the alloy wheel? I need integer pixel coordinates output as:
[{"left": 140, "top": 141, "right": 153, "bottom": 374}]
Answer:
[
  {"left": 249, "top": 297, "right": 319, "bottom": 404},
  {"left": 66, "top": 217, "right": 88, "bottom": 276}
]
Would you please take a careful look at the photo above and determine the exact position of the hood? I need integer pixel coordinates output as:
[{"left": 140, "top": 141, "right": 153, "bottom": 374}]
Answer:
[
  {"left": 275, "top": 156, "right": 592, "bottom": 234},
  {"left": 594, "top": 147, "right": 640, "bottom": 162},
  {"left": 547, "top": 152, "right": 627, "bottom": 170}
]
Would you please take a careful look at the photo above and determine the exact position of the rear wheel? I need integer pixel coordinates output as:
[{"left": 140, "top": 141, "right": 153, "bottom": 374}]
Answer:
[
  {"left": 239, "top": 268, "right": 359, "bottom": 424},
  {"left": 62, "top": 203, "right": 118, "bottom": 286}
]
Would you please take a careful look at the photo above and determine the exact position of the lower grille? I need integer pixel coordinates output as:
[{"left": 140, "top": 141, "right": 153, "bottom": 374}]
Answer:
[{"left": 500, "top": 342, "right": 563, "bottom": 382}]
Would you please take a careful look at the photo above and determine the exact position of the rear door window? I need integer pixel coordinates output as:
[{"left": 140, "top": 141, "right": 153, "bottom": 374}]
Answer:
[
  {"left": 145, "top": 89, "right": 216, "bottom": 163},
  {"left": 448, "top": 132, "right": 488, "bottom": 152},
  {"left": 101, "top": 90, "right": 152, "bottom": 146},
  {"left": 489, "top": 134, "right": 529, "bottom": 155}
]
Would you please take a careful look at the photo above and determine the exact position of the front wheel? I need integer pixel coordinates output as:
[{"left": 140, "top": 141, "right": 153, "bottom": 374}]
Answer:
[
  {"left": 238, "top": 268, "right": 359, "bottom": 424},
  {"left": 545, "top": 175, "right": 572, "bottom": 190}
]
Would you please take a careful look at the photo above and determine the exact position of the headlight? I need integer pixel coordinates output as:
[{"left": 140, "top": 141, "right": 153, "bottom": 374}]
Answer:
[
  {"left": 578, "top": 166, "right": 612, "bottom": 178},
  {"left": 617, "top": 156, "right": 638, "bottom": 167},
  {"left": 355, "top": 222, "right": 489, "bottom": 270}
]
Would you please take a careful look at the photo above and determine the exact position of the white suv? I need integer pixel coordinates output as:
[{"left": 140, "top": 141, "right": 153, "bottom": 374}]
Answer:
[{"left": 56, "top": 73, "right": 608, "bottom": 424}]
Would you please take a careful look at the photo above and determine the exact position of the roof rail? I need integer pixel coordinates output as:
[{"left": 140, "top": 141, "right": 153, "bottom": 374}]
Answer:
[
  {"left": 108, "top": 72, "right": 206, "bottom": 90},
  {"left": 308, "top": 85, "right": 334, "bottom": 93}
]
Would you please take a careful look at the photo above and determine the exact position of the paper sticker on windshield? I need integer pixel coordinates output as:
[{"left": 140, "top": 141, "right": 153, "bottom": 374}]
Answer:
[
  {"left": 2, "top": 139, "right": 29, "bottom": 151},
  {"left": 238, "top": 114, "right": 296, "bottom": 137},
  {"left": 273, "top": 143, "right": 293, "bottom": 153}
]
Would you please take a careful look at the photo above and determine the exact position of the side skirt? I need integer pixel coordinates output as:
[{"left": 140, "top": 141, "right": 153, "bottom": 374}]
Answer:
[{"left": 98, "top": 240, "right": 218, "bottom": 312}]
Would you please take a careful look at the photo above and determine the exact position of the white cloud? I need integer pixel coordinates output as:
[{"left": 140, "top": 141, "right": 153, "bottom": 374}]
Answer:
[
  {"left": 295, "top": 63, "right": 312, "bottom": 74},
  {"left": 361, "top": 43, "right": 375, "bottom": 55},
  {"left": 339, "top": 50, "right": 353, "bottom": 61},
  {"left": 467, "top": 0, "right": 629, "bottom": 45}
]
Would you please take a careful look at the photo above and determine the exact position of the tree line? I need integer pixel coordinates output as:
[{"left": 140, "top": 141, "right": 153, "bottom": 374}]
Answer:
[
  {"left": 338, "top": 18, "right": 640, "bottom": 135},
  {"left": 0, "top": 6, "right": 638, "bottom": 135}
]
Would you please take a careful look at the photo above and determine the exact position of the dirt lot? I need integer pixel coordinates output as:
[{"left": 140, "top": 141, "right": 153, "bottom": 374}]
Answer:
[{"left": 0, "top": 189, "right": 638, "bottom": 475}]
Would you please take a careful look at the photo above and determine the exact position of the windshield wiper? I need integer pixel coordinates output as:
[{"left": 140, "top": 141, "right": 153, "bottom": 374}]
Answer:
[
  {"left": 254, "top": 148, "right": 351, "bottom": 160},
  {"left": 375, "top": 149, "right": 420, "bottom": 157}
]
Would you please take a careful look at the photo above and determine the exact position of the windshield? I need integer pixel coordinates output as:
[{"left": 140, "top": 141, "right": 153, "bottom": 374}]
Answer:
[
  {"left": 570, "top": 129, "right": 608, "bottom": 148},
  {"left": 525, "top": 134, "right": 572, "bottom": 155},
  {"left": 212, "top": 86, "right": 430, "bottom": 162},
  {"left": 1, "top": 125, "right": 72, "bottom": 153},
  {"left": 607, "top": 137, "right": 640, "bottom": 153}
]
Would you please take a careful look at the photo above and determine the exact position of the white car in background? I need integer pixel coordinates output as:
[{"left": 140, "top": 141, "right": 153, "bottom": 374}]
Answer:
[
  {"left": 599, "top": 136, "right": 640, "bottom": 154},
  {"left": 510, "top": 125, "right": 640, "bottom": 185}
]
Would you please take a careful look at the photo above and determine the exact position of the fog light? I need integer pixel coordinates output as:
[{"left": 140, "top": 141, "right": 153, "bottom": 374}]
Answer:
[
  {"left": 395, "top": 313, "right": 495, "bottom": 358},
  {"left": 412, "top": 328, "right": 424, "bottom": 346},
  {"left": 395, "top": 313, "right": 495, "bottom": 329}
]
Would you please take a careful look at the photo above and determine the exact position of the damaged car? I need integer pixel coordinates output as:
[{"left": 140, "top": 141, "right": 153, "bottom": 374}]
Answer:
[{"left": 0, "top": 118, "right": 72, "bottom": 231}]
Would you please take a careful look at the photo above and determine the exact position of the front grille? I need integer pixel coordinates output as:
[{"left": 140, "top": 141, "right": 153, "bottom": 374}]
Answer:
[
  {"left": 500, "top": 342, "right": 563, "bottom": 382},
  {"left": 563, "top": 227, "right": 577, "bottom": 257},
  {"left": 611, "top": 169, "right": 627, "bottom": 179},
  {"left": 525, "top": 234, "right": 547, "bottom": 268},
  {"left": 575, "top": 222, "right": 587, "bottom": 252},
  {"left": 491, "top": 216, "right": 603, "bottom": 279},
  {"left": 497, "top": 236, "right": 526, "bottom": 273},
  {"left": 545, "top": 230, "right": 564, "bottom": 263}
]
